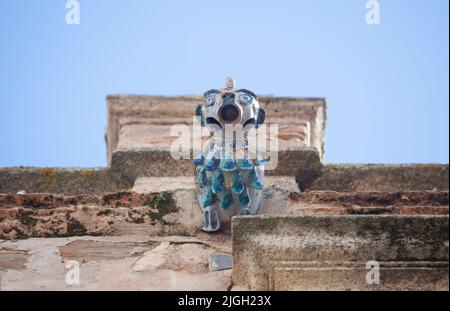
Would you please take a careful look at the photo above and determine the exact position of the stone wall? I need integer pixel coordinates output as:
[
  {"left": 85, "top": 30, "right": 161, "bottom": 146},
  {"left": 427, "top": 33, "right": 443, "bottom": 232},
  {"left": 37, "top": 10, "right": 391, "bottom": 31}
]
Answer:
[
  {"left": 0, "top": 94, "right": 448, "bottom": 291},
  {"left": 0, "top": 190, "right": 202, "bottom": 240}
]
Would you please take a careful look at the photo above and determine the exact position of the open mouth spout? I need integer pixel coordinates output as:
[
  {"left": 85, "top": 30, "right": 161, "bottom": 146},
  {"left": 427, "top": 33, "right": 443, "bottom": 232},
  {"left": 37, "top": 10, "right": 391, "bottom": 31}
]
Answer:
[
  {"left": 218, "top": 92, "right": 241, "bottom": 124},
  {"left": 219, "top": 103, "right": 241, "bottom": 124}
]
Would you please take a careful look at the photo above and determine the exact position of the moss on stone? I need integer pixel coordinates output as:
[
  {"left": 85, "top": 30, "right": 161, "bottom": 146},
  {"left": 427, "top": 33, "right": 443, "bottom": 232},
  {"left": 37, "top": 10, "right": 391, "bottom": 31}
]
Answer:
[{"left": 144, "top": 191, "right": 178, "bottom": 224}]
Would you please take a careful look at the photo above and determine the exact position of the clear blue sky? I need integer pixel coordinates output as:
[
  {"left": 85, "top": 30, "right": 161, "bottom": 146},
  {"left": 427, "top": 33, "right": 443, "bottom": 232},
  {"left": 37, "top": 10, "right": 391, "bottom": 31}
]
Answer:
[{"left": 0, "top": 0, "right": 448, "bottom": 167}]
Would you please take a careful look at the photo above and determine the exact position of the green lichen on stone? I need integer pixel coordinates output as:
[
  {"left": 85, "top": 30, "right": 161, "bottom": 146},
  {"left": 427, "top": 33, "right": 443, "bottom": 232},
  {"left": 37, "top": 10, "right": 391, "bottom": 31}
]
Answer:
[{"left": 144, "top": 191, "right": 178, "bottom": 224}]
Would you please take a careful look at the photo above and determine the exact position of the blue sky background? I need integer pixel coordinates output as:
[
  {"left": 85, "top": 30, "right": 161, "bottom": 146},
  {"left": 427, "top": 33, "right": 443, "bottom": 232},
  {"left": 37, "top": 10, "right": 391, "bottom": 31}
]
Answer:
[{"left": 0, "top": 0, "right": 448, "bottom": 167}]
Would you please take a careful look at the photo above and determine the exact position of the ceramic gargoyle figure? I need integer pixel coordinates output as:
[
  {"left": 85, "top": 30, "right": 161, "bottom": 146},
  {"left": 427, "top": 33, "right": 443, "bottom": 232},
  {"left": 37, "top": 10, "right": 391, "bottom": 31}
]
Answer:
[{"left": 193, "top": 78, "right": 266, "bottom": 232}]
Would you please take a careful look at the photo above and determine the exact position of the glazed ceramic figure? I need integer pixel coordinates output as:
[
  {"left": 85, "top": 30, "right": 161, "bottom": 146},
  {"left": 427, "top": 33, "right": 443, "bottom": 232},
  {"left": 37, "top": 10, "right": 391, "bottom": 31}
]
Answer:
[{"left": 193, "top": 78, "right": 266, "bottom": 232}]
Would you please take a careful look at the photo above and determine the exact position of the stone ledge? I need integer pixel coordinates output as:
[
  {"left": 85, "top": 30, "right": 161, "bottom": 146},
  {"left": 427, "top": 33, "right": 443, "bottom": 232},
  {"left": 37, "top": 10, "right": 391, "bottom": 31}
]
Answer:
[
  {"left": 288, "top": 190, "right": 449, "bottom": 207},
  {"left": 302, "top": 163, "right": 449, "bottom": 192},
  {"left": 0, "top": 167, "right": 130, "bottom": 195},
  {"left": 268, "top": 261, "right": 449, "bottom": 291},
  {"left": 1, "top": 189, "right": 447, "bottom": 240},
  {"left": 232, "top": 214, "right": 449, "bottom": 290},
  {"left": 2, "top": 162, "right": 446, "bottom": 196},
  {"left": 106, "top": 96, "right": 326, "bottom": 160},
  {"left": 261, "top": 189, "right": 449, "bottom": 215},
  {"left": 110, "top": 142, "right": 323, "bottom": 179},
  {"left": 132, "top": 176, "right": 301, "bottom": 193},
  {"left": 0, "top": 190, "right": 202, "bottom": 240}
]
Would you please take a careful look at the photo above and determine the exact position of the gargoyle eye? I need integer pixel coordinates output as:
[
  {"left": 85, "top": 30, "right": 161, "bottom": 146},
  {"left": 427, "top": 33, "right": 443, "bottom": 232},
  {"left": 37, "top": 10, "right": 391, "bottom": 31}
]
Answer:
[
  {"left": 239, "top": 94, "right": 252, "bottom": 104},
  {"left": 204, "top": 95, "right": 215, "bottom": 106}
]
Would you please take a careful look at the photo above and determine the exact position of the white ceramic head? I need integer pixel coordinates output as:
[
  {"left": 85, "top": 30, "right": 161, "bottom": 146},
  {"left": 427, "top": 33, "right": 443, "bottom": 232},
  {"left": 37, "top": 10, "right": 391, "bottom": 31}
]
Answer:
[{"left": 195, "top": 78, "right": 266, "bottom": 134}]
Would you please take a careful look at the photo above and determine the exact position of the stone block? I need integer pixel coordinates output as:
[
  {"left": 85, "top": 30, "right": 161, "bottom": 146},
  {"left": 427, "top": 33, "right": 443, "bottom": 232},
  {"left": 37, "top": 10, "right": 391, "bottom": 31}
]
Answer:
[
  {"left": 301, "top": 164, "right": 449, "bottom": 192},
  {"left": 232, "top": 214, "right": 449, "bottom": 290},
  {"left": 208, "top": 253, "right": 233, "bottom": 271},
  {"left": 106, "top": 96, "right": 326, "bottom": 179}
]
